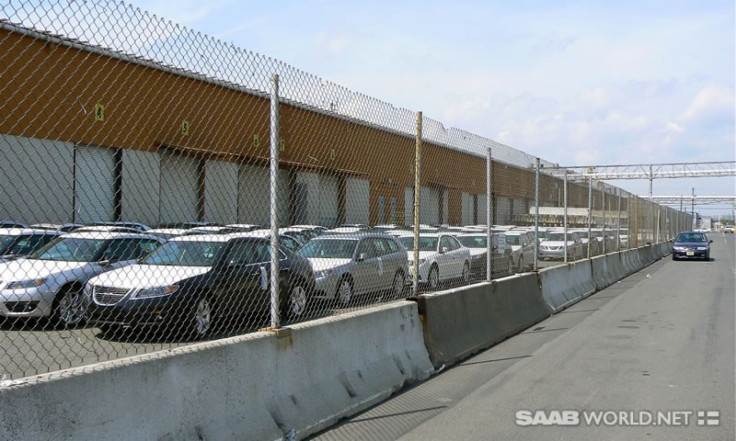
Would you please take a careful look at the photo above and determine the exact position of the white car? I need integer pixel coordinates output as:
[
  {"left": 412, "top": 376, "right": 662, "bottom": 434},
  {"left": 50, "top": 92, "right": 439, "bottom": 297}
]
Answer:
[
  {"left": 296, "top": 233, "right": 409, "bottom": 305},
  {"left": 395, "top": 233, "right": 471, "bottom": 289},
  {"left": 0, "top": 231, "right": 163, "bottom": 326},
  {"left": 502, "top": 230, "right": 536, "bottom": 272},
  {"left": 539, "top": 230, "right": 584, "bottom": 261},
  {"left": 0, "top": 228, "right": 62, "bottom": 263}
]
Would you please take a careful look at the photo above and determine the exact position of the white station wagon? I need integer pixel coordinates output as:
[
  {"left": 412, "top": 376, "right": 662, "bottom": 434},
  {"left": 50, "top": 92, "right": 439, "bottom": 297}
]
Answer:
[
  {"left": 396, "top": 233, "right": 471, "bottom": 289},
  {"left": 0, "top": 231, "right": 162, "bottom": 326}
]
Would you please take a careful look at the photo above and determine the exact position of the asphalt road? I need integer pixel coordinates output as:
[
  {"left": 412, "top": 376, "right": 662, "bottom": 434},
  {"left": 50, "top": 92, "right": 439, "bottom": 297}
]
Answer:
[{"left": 311, "top": 234, "right": 735, "bottom": 441}]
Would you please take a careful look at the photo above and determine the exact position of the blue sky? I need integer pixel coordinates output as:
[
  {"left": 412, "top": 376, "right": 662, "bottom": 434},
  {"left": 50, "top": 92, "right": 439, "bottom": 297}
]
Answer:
[{"left": 125, "top": 0, "right": 734, "bottom": 214}]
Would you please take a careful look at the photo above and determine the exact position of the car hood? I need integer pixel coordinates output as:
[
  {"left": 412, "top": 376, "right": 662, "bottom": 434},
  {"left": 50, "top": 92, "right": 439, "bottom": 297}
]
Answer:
[
  {"left": 673, "top": 241, "right": 708, "bottom": 247},
  {"left": 89, "top": 264, "right": 211, "bottom": 289},
  {"left": 541, "top": 241, "right": 572, "bottom": 247},
  {"left": 0, "top": 259, "right": 96, "bottom": 283},
  {"left": 306, "top": 258, "right": 352, "bottom": 272},
  {"left": 407, "top": 251, "right": 437, "bottom": 261}
]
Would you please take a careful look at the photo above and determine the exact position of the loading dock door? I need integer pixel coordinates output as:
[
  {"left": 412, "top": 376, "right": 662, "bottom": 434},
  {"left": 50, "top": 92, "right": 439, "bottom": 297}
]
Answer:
[
  {"left": 159, "top": 150, "right": 199, "bottom": 224},
  {"left": 75, "top": 145, "right": 116, "bottom": 223}
]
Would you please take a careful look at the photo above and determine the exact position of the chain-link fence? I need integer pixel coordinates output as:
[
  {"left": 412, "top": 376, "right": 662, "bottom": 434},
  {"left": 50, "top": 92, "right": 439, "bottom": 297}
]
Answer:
[{"left": 0, "top": 0, "right": 693, "bottom": 381}]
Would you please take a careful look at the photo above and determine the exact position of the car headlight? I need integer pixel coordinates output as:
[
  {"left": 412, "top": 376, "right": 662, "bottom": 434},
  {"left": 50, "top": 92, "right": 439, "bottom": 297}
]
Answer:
[
  {"left": 133, "top": 285, "right": 178, "bottom": 299},
  {"left": 696, "top": 247, "right": 707, "bottom": 251},
  {"left": 673, "top": 246, "right": 685, "bottom": 251},
  {"left": 315, "top": 269, "right": 333, "bottom": 278},
  {"left": 5, "top": 278, "right": 47, "bottom": 289},
  {"left": 471, "top": 254, "right": 484, "bottom": 260}
]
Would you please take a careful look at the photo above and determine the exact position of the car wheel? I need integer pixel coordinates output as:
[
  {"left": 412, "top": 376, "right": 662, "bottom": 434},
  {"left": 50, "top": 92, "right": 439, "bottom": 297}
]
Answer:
[
  {"left": 98, "top": 324, "right": 122, "bottom": 336},
  {"left": 428, "top": 265, "right": 440, "bottom": 290},
  {"left": 286, "top": 283, "right": 308, "bottom": 319},
  {"left": 391, "top": 270, "right": 405, "bottom": 299},
  {"left": 461, "top": 262, "right": 470, "bottom": 284},
  {"left": 337, "top": 277, "right": 353, "bottom": 306},
  {"left": 672, "top": 255, "right": 678, "bottom": 261},
  {"left": 54, "top": 285, "right": 86, "bottom": 327},
  {"left": 190, "top": 297, "right": 213, "bottom": 339}
]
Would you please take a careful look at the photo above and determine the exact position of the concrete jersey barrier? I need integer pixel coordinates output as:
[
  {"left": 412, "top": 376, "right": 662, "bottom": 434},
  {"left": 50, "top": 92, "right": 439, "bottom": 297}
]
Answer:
[
  {"left": 0, "top": 302, "right": 434, "bottom": 441},
  {"left": 538, "top": 261, "right": 596, "bottom": 312},
  {"left": 417, "top": 274, "right": 551, "bottom": 368}
]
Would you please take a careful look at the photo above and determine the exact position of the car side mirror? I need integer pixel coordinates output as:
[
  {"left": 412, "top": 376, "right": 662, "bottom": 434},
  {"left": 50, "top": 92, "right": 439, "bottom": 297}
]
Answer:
[
  {"left": 441, "top": 246, "right": 449, "bottom": 253},
  {"left": 709, "top": 240, "right": 713, "bottom": 243},
  {"left": 356, "top": 253, "right": 367, "bottom": 262}
]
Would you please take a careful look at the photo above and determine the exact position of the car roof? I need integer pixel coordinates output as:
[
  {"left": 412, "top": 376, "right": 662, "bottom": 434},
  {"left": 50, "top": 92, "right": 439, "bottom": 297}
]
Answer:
[
  {"left": 0, "top": 228, "right": 62, "bottom": 236},
  {"left": 312, "top": 232, "right": 398, "bottom": 240},
  {"left": 59, "top": 231, "right": 162, "bottom": 240}
]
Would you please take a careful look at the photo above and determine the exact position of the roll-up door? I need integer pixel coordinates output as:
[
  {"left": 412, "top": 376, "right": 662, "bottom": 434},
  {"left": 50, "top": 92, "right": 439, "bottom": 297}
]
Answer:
[
  {"left": 420, "top": 186, "right": 440, "bottom": 225},
  {"left": 159, "top": 150, "right": 199, "bottom": 224},
  {"left": 204, "top": 160, "right": 238, "bottom": 224},
  {"left": 461, "top": 192, "right": 474, "bottom": 226},
  {"left": 239, "top": 164, "right": 290, "bottom": 226},
  {"left": 345, "top": 178, "right": 370, "bottom": 224},
  {"left": 319, "top": 174, "right": 339, "bottom": 227},
  {"left": 404, "top": 186, "right": 414, "bottom": 225},
  {"left": 75, "top": 145, "right": 116, "bottom": 223}
]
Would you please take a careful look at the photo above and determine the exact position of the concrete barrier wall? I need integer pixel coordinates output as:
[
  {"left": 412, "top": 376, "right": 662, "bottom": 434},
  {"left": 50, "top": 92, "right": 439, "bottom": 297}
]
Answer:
[
  {"left": 0, "top": 302, "right": 434, "bottom": 441},
  {"left": 417, "top": 274, "right": 551, "bottom": 368},
  {"left": 591, "top": 252, "right": 627, "bottom": 291},
  {"left": 538, "top": 261, "right": 595, "bottom": 312}
]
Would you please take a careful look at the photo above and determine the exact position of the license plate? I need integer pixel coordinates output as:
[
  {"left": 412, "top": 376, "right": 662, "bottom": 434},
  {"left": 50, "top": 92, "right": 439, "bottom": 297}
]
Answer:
[{"left": 686, "top": 251, "right": 694, "bottom": 256}]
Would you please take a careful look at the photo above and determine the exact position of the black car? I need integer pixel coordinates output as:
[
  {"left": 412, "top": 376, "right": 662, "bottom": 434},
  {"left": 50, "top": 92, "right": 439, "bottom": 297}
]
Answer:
[
  {"left": 672, "top": 231, "right": 712, "bottom": 261},
  {"left": 83, "top": 234, "right": 315, "bottom": 338}
]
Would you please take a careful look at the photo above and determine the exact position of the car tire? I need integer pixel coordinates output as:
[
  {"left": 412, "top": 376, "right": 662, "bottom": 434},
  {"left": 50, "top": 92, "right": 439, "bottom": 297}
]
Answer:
[
  {"left": 672, "top": 255, "right": 678, "bottom": 261},
  {"left": 391, "top": 270, "right": 405, "bottom": 299},
  {"left": 428, "top": 265, "right": 440, "bottom": 290},
  {"left": 461, "top": 262, "right": 470, "bottom": 284},
  {"left": 98, "top": 324, "right": 122, "bottom": 336},
  {"left": 337, "top": 277, "right": 353, "bottom": 306},
  {"left": 54, "top": 285, "right": 86, "bottom": 327},
  {"left": 189, "top": 297, "right": 213, "bottom": 339},
  {"left": 285, "top": 282, "right": 308, "bottom": 319}
]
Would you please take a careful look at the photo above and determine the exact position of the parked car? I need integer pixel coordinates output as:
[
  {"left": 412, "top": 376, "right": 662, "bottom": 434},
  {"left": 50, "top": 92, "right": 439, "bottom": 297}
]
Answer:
[
  {"left": 395, "top": 232, "right": 470, "bottom": 289},
  {"left": 296, "top": 232, "right": 409, "bottom": 305},
  {"left": 539, "top": 230, "right": 584, "bottom": 261},
  {"left": 0, "top": 231, "right": 163, "bottom": 326},
  {"left": 84, "top": 234, "right": 314, "bottom": 338},
  {"left": 502, "top": 230, "right": 536, "bottom": 272},
  {"left": 571, "top": 229, "right": 600, "bottom": 257},
  {"left": 30, "top": 223, "right": 84, "bottom": 232},
  {"left": 90, "top": 221, "right": 150, "bottom": 232},
  {"left": 672, "top": 231, "right": 712, "bottom": 261},
  {"left": 239, "top": 229, "right": 306, "bottom": 252},
  {"left": 0, "top": 228, "right": 62, "bottom": 263},
  {"left": 455, "top": 233, "right": 514, "bottom": 279},
  {"left": 145, "top": 228, "right": 199, "bottom": 241}
]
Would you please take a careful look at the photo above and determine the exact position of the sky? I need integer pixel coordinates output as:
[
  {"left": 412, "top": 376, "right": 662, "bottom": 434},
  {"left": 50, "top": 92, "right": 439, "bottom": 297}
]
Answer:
[{"left": 124, "top": 0, "right": 735, "bottom": 216}]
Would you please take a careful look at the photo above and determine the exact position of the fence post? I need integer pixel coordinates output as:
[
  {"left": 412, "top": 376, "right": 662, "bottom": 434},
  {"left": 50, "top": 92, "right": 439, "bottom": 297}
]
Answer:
[
  {"left": 534, "top": 158, "right": 540, "bottom": 270},
  {"left": 587, "top": 177, "right": 593, "bottom": 258},
  {"left": 413, "top": 112, "right": 422, "bottom": 296},
  {"left": 486, "top": 147, "right": 493, "bottom": 281},
  {"left": 269, "top": 74, "right": 281, "bottom": 329},
  {"left": 562, "top": 169, "right": 574, "bottom": 263}
]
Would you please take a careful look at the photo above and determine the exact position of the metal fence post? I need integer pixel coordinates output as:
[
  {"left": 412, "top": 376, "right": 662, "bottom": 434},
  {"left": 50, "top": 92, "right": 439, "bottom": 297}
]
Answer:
[
  {"left": 534, "top": 157, "right": 540, "bottom": 270},
  {"left": 602, "top": 185, "right": 606, "bottom": 254},
  {"left": 269, "top": 74, "right": 281, "bottom": 329},
  {"left": 562, "top": 169, "right": 574, "bottom": 263},
  {"left": 617, "top": 188, "right": 621, "bottom": 250},
  {"left": 413, "top": 112, "right": 422, "bottom": 296},
  {"left": 587, "top": 177, "right": 593, "bottom": 258},
  {"left": 486, "top": 147, "right": 492, "bottom": 281}
]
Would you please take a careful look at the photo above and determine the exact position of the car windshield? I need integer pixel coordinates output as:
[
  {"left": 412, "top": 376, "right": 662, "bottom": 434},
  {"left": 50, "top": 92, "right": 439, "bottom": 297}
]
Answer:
[
  {"left": 32, "top": 237, "right": 108, "bottom": 262},
  {"left": 5, "top": 235, "right": 55, "bottom": 256},
  {"left": 457, "top": 236, "right": 487, "bottom": 248},
  {"left": 504, "top": 235, "right": 520, "bottom": 245},
  {"left": 547, "top": 233, "right": 566, "bottom": 241},
  {"left": 0, "top": 235, "right": 16, "bottom": 254},
  {"left": 675, "top": 232, "right": 707, "bottom": 243},
  {"left": 297, "top": 239, "right": 357, "bottom": 259},
  {"left": 397, "top": 236, "right": 438, "bottom": 252},
  {"left": 141, "top": 240, "right": 225, "bottom": 266}
]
